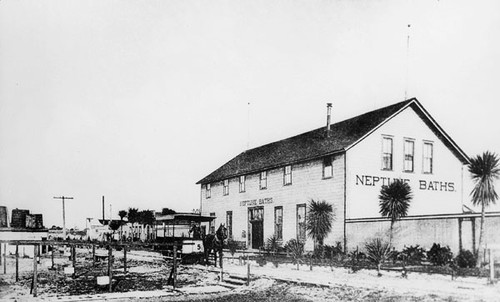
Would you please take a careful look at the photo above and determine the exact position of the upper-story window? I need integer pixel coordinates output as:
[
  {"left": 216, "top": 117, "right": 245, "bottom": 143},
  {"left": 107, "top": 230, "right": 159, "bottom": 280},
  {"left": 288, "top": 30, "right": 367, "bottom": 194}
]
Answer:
[
  {"left": 382, "top": 136, "right": 393, "bottom": 170},
  {"left": 284, "top": 165, "right": 292, "bottom": 185},
  {"left": 403, "top": 139, "right": 415, "bottom": 172},
  {"left": 259, "top": 171, "right": 267, "bottom": 190},
  {"left": 223, "top": 179, "right": 229, "bottom": 195},
  {"left": 239, "top": 175, "right": 246, "bottom": 193},
  {"left": 423, "top": 142, "right": 433, "bottom": 174},
  {"left": 323, "top": 156, "right": 333, "bottom": 178},
  {"left": 205, "top": 183, "right": 211, "bottom": 199}
]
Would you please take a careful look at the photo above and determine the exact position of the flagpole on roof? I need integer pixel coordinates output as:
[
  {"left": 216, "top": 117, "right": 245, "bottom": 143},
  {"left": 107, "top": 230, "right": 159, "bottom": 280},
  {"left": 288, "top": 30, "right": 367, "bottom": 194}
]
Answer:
[
  {"left": 247, "top": 101, "right": 251, "bottom": 150},
  {"left": 405, "top": 24, "right": 411, "bottom": 101}
]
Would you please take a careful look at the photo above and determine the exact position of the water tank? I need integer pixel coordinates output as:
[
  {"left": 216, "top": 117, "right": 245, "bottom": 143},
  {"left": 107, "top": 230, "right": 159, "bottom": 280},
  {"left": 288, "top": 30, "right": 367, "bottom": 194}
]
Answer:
[
  {"left": 11, "top": 209, "right": 30, "bottom": 228},
  {"left": 0, "top": 206, "right": 7, "bottom": 227}
]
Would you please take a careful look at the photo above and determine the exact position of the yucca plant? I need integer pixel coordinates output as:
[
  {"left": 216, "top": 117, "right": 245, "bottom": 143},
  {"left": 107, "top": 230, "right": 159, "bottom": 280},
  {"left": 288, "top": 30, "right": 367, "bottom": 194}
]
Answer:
[
  {"left": 266, "top": 235, "right": 282, "bottom": 255},
  {"left": 365, "top": 238, "right": 393, "bottom": 276},
  {"left": 468, "top": 151, "right": 500, "bottom": 267},
  {"left": 285, "top": 239, "right": 304, "bottom": 270}
]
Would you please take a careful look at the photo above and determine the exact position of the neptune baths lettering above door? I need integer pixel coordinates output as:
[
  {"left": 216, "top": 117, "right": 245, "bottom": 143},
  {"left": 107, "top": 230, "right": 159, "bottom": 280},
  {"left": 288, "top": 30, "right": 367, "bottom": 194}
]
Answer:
[
  {"left": 355, "top": 175, "right": 456, "bottom": 192},
  {"left": 240, "top": 198, "right": 274, "bottom": 206}
]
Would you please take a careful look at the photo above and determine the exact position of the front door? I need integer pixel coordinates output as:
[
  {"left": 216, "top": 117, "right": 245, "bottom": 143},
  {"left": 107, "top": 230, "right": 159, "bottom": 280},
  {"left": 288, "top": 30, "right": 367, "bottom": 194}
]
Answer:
[
  {"left": 248, "top": 207, "right": 264, "bottom": 249},
  {"left": 252, "top": 221, "right": 263, "bottom": 249}
]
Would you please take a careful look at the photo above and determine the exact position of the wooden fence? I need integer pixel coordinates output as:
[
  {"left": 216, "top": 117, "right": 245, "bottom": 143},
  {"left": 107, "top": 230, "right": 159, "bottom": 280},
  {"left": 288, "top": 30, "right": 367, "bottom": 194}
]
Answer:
[{"left": 0, "top": 240, "right": 188, "bottom": 297}]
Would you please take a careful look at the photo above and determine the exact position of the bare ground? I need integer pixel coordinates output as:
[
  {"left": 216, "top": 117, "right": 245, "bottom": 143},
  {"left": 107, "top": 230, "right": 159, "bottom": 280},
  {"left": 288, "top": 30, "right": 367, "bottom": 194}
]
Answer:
[{"left": 0, "top": 248, "right": 499, "bottom": 301}]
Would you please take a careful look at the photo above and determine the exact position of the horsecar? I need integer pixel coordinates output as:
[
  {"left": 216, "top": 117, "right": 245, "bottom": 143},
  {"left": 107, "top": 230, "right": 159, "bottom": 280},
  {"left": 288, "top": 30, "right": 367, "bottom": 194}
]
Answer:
[{"left": 154, "top": 213, "right": 216, "bottom": 264}]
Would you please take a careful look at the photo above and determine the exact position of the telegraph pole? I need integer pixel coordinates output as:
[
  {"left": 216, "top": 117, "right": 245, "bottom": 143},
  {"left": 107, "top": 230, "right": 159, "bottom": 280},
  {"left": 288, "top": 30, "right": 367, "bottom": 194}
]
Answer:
[{"left": 53, "top": 196, "right": 74, "bottom": 239}]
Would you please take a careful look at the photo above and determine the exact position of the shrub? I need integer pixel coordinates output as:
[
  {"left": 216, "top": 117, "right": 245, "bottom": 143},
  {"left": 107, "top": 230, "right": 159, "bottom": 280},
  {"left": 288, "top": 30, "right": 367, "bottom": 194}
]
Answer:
[
  {"left": 285, "top": 239, "right": 304, "bottom": 270},
  {"left": 348, "top": 249, "right": 364, "bottom": 273},
  {"left": 225, "top": 239, "right": 239, "bottom": 257},
  {"left": 365, "top": 238, "right": 393, "bottom": 276},
  {"left": 427, "top": 243, "right": 453, "bottom": 266},
  {"left": 455, "top": 250, "right": 476, "bottom": 268},
  {"left": 400, "top": 245, "right": 426, "bottom": 265},
  {"left": 256, "top": 255, "right": 267, "bottom": 267},
  {"left": 323, "top": 242, "right": 343, "bottom": 259}
]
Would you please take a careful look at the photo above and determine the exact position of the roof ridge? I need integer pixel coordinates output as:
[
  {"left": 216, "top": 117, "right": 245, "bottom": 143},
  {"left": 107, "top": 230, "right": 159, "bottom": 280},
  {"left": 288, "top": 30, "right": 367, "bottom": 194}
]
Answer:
[
  {"left": 196, "top": 98, "right": 421, "bottom": 184},
  {"left": 241, "top": 98, "right": 415, "bottom": 154}
]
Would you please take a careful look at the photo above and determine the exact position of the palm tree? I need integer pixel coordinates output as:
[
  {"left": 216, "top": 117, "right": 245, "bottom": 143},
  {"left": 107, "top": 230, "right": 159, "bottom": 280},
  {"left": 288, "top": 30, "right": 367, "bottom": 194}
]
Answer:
[
  {"left": 379, "top": 179, "right": 412, "bottom": 247},
  {"left": 468, "top": 151, "right": 500, "bottom": 266},
  {"left": 139, "top": 210, "right": 155, "bottom": 241},
  {"left": 128, "top": 208, "right": 139, "bottom": 241},
  {"left": 118, "top": 210, "right": 127, "bottom": 241},
  {"left": 306, "top": 199, "right": 335, "bottom": 254}
]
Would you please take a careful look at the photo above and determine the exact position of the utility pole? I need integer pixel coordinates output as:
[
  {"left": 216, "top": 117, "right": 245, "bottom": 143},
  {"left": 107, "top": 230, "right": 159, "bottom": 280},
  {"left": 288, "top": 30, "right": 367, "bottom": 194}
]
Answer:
[
  {"left": 53, "top": 196, "right": 74, "bottom": 239},
  {"left": 102, "top": 196, "right": 105, "bottom": 221}
]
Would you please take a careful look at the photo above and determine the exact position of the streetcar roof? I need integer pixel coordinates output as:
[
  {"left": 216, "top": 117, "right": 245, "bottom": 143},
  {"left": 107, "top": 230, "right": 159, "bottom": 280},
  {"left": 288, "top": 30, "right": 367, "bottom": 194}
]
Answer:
[{"left": 155, "top": 213, "right": 216, "bottom": 223}]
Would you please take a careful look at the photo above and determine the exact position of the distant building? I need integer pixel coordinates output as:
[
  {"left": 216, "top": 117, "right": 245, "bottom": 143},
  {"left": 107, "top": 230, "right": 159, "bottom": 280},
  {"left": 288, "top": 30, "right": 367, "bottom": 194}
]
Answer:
[
  {"left": 85, "top": 218, "right": 112, "bottom": 241},
  {"left": 0, "top": 206, "right": 48, "bottom": 257},
  {"left": 197, "top": 99, "right": 500, "bottom": 253}
]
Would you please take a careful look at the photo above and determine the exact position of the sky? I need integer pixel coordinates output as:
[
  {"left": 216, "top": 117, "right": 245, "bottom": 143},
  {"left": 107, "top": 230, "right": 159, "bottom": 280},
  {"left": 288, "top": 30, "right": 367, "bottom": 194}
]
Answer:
[{"left": 1, "top": 0, "right": 499, "bottom": 229}]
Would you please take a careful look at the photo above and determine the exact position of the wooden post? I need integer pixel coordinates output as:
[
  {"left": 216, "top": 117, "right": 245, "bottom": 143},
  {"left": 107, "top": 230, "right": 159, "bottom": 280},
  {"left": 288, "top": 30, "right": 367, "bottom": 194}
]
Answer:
[
  {"left": 0, "top": 243, "right": 2, "bottom": 265},
  {"left": 246, "top": 253, "right": 250, "bottom": 286},
  {"left": 123, "top": 246, "right": 127, "bottom": 273},
  {"left": 173, "top": 243, "right": 177, "bottom": 289},
  {"left": 108, "top": 245, "right": 112, "bottom": 292},
  {"left": 15, "top": 243, "right": 19, "bottom": 282},
  {"left": 51, "top": 246, "right": 55, "bottom": 269},
  {"left": 220, "top": 249, "right": 224, "bottom": 282},
  {"left": 3, "top": 243, "right": 6, "bottom": 274},
  {"left": 72, "top": 245, "right": 76, "bottom": 278},
  {"left": 310, "top": 255, "right": 313, "bottom": 271},
  {"left": 92, "top": 244, "right": 96, "bottom": 267},
  {"left": 490, "top": 249, "right": 495, "bottom": 283},
  {"left": 33, "top": 245, "right": 38, "bottom": 297}
]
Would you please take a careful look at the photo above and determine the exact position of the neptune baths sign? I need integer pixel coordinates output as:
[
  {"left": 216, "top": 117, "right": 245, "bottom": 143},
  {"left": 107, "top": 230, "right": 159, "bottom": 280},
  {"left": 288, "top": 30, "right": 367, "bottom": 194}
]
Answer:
[{"left": 355, "top": 174, "right": 456, "bottom": 192}]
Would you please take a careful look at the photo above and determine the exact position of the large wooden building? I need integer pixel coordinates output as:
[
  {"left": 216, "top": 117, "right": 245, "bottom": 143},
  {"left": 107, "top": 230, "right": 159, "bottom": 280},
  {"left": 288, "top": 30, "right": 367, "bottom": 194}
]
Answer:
[{"left": 197, "top": 99, "right": 499, "bottom": 253}]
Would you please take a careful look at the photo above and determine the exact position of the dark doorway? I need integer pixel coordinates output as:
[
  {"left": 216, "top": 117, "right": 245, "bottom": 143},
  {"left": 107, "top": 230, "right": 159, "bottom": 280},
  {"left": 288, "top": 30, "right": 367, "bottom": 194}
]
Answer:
[
  {"left": 248, "top": 207, "right": 264, "bottom": 249},
  {"left": 251, "top": 221, "right": 263, "bottom": 249}
]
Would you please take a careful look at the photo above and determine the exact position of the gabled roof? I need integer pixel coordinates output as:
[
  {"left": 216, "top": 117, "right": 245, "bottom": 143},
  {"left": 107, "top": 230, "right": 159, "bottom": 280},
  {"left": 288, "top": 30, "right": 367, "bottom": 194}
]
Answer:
[{"left": 197, "top": 98, "right": 469, "bottom": 185}]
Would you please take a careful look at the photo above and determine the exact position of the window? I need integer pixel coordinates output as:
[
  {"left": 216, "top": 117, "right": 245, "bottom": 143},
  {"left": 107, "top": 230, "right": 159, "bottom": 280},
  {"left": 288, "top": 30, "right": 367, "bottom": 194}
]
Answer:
[
  {"left": 239, "top": 175, "right": 246, "bottom": 193},
  {"left": 274, "top": 206, "right": 283, "bottom": 240},
  {"left": 296, "top": 204, "right": 306, "bottom": 242},
  {"left": 323, "top": 156, "right": 333, "bottom": 178},
  {"left": 205, "top": 183, "right": 211, "bottom": 199},
  {"left": 226, "top": 211, "right": 233, "bottom": 239},
  {"left": 259, "top": 171, "right": 267, "bottom": 189},
  {"left": 249, "top": 207, "right": 264, "bottom": 221},
  {"left": 284, "top": 165, "right": 292, "bottom": 185},
  {"left": 223, "top": 179, "right": 229, "bottom": 196},
  {"left": 382, "top": 137, "right": 393, "bottom": 170},
  {"left": 403, "top": 139, "right": 414, "bottom": 172},
  {"left": 423, "top": 142, "right": 433, "bottom": 173},
  {"left": 209, "top": 212, "right": 216, "bottom": 234}
]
